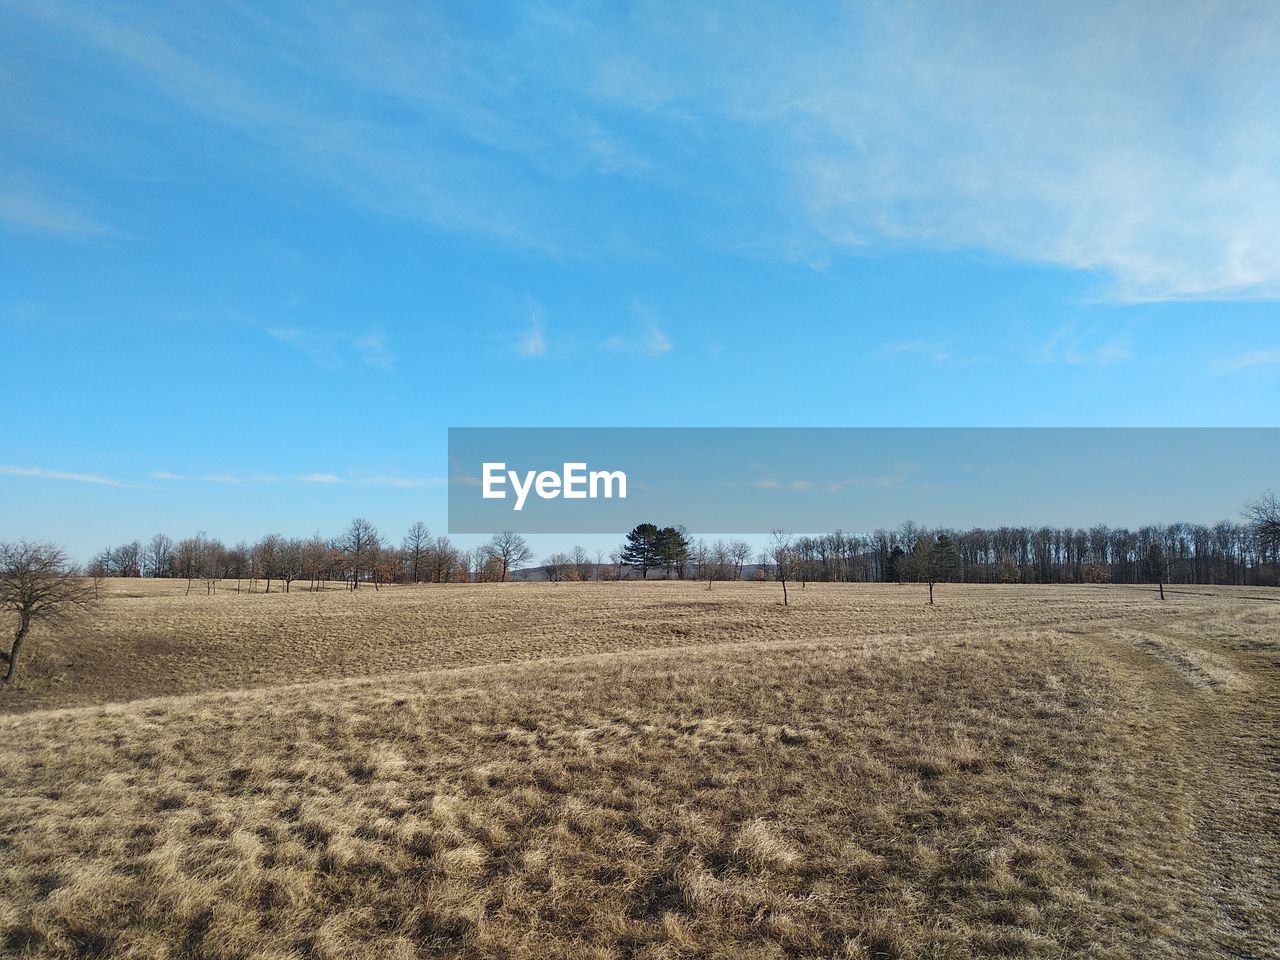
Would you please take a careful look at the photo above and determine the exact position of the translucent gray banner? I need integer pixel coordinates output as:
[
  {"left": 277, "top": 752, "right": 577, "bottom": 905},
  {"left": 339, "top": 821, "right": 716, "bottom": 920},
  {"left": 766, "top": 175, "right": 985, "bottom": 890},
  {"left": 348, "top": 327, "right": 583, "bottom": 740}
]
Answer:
[{"left": 447, "top": 427, "right": 1279, "bottom": 533}]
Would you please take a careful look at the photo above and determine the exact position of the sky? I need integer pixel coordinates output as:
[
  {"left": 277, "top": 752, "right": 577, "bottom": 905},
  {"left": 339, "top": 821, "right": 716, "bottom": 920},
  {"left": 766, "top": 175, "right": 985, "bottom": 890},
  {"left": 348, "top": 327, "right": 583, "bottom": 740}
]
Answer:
[{"left": 2, "top": 1, "right": 1278, "bottom": 561}]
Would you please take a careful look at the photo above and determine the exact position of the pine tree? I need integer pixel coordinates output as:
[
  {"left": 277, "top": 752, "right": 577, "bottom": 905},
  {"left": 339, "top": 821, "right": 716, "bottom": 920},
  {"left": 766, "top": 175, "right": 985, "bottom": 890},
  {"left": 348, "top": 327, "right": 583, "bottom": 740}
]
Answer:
[
  {"left": 621, "top": 523, "right": 662, "bottom": 579},
  {"left": 655, "top": 526, "right": 690, "bottom": 579}
]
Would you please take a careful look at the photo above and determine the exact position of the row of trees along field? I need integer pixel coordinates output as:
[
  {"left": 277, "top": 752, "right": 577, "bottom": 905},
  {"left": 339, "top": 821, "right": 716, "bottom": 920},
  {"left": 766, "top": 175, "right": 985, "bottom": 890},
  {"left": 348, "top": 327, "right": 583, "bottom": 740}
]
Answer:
[
  {"left": 608, "top": 510, "right": 1280, "bottom": 588},
  {"left": 81, "top": 498, "right": 1280, "bottom": 594},
  {"left": 86, "top": 521, "right": 538, "bottom": 593}
]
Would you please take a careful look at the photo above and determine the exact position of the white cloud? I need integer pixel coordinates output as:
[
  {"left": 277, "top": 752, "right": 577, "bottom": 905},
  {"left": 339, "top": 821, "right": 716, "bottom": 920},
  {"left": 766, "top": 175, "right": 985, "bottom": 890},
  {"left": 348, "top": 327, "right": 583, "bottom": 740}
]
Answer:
[
  {"left": 354, "top": 330, "right": 395, "bottom": 369},
  {"left": 602, "top": 302, "right": 674, "bottom": 356},
  {"left": 267, "top": 327, "right": 346, "bottom": 371},
  {"left": 150, "top": 471, "right": 241, "bottom": 483},
  {"left": 268, "top": 326, "right": 396, "bottom": 371},
  {"left": 363, "top": 475, "right": 447, "bottom": 489},
  {"left": 13, "top": 1, "right": 1279, "bottom": 299},
  {"left": 1211, "top": 349, "right": 1280, "bottom": 375},
  {"left": 644, "top": 323, "right": 672, "bottom": 356},
  {"left": 0, "top": 189, "right": 108, "bottom": 237},
  {"left": 517, "top": 303, "right": 547, "bottom": 357},
  {"left": 880, "top": 339, "right": 985, "bottom": 367},
  {"left": 1038, "top": 324, "right": 1132, "bottom": 366},
  {"left": 0, "top": 465, "right": 130, "bottom": 487},
  {"left": 293, "top": 473, "right": 341, "bottom": 484}
]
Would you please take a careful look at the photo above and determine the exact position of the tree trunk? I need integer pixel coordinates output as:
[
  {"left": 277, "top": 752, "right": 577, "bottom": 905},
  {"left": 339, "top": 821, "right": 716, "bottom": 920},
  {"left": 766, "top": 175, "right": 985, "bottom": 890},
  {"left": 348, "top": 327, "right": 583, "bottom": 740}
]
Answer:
[
  {"left": 781, "top": 578, "right": 788, "bottom": 606},
  {"left": 4, "top": 617, "right": 30, "bottom": 682},
  {"left": 928, "top": 581, "right": 934, "bottom": 604},
  {"left": 1158, "top": 580, "right": 1165, "bottom": 600}
]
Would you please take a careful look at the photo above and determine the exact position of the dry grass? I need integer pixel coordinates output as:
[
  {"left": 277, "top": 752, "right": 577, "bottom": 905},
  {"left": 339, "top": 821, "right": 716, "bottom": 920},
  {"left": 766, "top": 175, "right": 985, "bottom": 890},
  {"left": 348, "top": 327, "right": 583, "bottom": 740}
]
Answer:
[{"left": 0, "top": 581, "right": 1276, "bottom": 958}]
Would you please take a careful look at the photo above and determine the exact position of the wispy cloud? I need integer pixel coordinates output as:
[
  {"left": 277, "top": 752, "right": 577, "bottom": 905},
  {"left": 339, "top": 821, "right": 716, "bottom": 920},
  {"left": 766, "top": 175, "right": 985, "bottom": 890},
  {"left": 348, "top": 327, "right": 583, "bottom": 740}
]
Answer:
[
  {"left": 363, "top": 475, "right": 447, "bottom": 489},
  {"left": 880, "top": 339, "right": 986, "bottom": 367},
  {"left": 517, "top": 301, "right": 547, "bottom": 358},
  {"left": 601, "top": 303, "right": 674, "bottom": 356},
  {"left": 0, "top": 189, "right": 109, "bottom": 237},
  {"left": 151, "top": 469, "right": 441, "bottom": 487},
  {"left": 267, "top": 327, "right": 346, "bottom": 371},
  {"left": 644, "top": 323, "right": 672, "bottom": 356},
  {"left": 1038, "top": 324, "right": 1132, "bottom": 366},
  {"left": 1211, "top": 349, "right": 1280, "bottom": 375},
  {"left": 268, "top": 326, "right": 396, "bottom": 371},
  {"left": 354, "top": 330, "right": 395, "bottom": 369},
  {"left": 11, "top": 1, "right": 1279, "bottom": 299},
  {"left": 0, "top": 465, "right": 131, "bottom": 487},
  {"left": 151, "top": 471, "right": 241, "bottom": 484}
]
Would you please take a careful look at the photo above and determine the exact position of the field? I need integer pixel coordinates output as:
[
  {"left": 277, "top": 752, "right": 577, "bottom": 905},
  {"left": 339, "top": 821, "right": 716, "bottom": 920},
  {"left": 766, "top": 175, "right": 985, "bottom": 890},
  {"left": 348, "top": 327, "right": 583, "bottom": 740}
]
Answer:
[{"left": 0, "top": 580, "right": 1276, "bottom": 959}]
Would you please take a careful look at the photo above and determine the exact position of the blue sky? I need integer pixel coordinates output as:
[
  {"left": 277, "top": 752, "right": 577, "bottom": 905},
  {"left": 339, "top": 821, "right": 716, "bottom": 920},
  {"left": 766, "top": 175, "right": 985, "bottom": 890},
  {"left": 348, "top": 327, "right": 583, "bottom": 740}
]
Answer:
[{"left": 2, "top": 1, "right": 1278, "bottom": 560}]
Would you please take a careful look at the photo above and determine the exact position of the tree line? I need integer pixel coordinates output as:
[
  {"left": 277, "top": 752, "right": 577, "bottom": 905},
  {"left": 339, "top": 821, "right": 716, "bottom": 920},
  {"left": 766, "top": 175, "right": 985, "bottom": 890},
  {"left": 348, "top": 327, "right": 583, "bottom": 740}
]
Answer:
[
  {"left": 85, "top": 521, "right": 540, "bottom": 593},
  {"left": 60, "top": 507, "right": 1280, "bottom": 593},
  {"left": 768, "top": 519, "right": 1277, "bottom": 587}
]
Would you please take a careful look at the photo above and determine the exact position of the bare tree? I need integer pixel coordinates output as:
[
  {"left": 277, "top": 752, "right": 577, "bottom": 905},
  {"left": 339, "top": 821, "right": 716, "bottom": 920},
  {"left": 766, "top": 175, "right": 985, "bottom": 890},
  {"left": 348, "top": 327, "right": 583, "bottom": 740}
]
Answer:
[
  {"left": 255, "top": 533, "right": 283, "bottom": 593},
  {"left": 343, "top": 518, "right": 380, "bottom": 590},
  {"left": 428, "top": 536, "right": 460, "bottom": 583},
  {"left": 228, "top": 541, "right": 250, "bottom": 593},
  {"left": 199, "top": 537, "right": 225, "bottom": 594},
  {"left": 729, "top": 540, "right": 752, "bottom": 581},
  {"left": 402, "top": 522, "right": 430, "bottom": 583},
  {"left": 1145, "top": 542, "right": 1168, "bottom": 601},
  {"left": 571, "top": 545, "right": 593, "bottom": 582},
  {"left": 900, "top": 533, "right": 959, "bottom": 604},
  {"left": 145, "top": 533, "right": 175, "bottom": 578},
  {"left": 279, "top": 538, "right": 304, "bottom": 593},
  {"left": 769, "top": 529, "right": 794, "bottom": 606},
  {"left": 542, "top": 552, "right": 571, "bottom": 582},
  {"left": 176, "top": 534, "right": 204, "bottom": 595},
  {"left": 1246, "top": 491, "right": 1280, "bottom": 558},
  {"left": 302, "top": 535, "right": 329, "bottom": 591},
  {"left": 486, "top": 530, "right": 533, "bottom": 582},
  {"left": 0, "top": 542, "right": 96, "bottom": 683}
]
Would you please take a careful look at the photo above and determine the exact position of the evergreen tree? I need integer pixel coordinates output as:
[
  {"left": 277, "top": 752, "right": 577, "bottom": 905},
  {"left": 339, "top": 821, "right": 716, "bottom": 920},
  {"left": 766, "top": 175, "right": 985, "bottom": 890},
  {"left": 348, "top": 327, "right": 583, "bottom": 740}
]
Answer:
[
  {"left": 655, "top": 526, "right": 691, "bottom": 579},
  {"left": 621, "top": 523, "right": 662, "bottom": 579}
]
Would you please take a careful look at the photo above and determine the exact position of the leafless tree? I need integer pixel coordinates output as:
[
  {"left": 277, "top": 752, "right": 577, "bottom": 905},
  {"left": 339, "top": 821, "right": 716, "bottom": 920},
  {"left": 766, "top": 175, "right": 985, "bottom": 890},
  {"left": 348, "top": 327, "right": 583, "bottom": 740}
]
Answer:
[
  {"left": 1246, "top": 491, "right": 1280, "bottom": 557},
  {"left": 486, "top": 531, "right": 533, "bottom": 582},
  {"left": 402, "top": 522, "right": 430, "bottom": 583},
  {"left": 343, "top": 518, "right": 380, "bottom": 589},
  {"left": 769, "top": 529, "right": 794, "bottom": 606},
  {"left": 570, "top": 545, "right": 593, "bottom": 581},
  {"left": 255, "top": 533, "right": 283, "bottom": 593},
  {"left": 1145, "top": 542, "right": 1169, "bottom": 600},
  {"left": 278, "top": 538, "right": 304, "bottom": 593},
  {"left": 428, "top": 536, "right": 460, "bottom": 583},
  {"left": 542, "top": 552, "right": 571, "bottom": 582},
  {"left": 0, "top": 542, "right": 96, "bottom": 683},
  {"left": 900, "top": 533, "right": 959, "bottom": 604},
  {"left": 729, "top": 539, "right": 752, "bottom": 580},
  {"left": 176, "top": 534, "right": 204, "bottom": 595},
  {"left": 145, "top": 533, "right": 175, "bottom": 578},
  {"left": 199, "top": 537, "right": 224, "bottom": 594}
]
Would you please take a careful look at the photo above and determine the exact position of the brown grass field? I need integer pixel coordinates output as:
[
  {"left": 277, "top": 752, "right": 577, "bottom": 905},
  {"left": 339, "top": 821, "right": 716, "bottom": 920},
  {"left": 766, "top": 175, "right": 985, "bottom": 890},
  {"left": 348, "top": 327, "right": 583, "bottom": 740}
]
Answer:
[{"left": 0, "top": 580, "right": 1276, "bottom": 958}]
